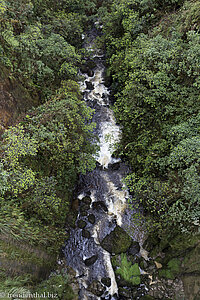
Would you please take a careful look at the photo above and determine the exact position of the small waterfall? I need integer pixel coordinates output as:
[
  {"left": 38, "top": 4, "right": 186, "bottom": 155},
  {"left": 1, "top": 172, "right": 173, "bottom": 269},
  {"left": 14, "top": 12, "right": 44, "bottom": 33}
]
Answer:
[{"left": 64, "top": 27, "right": 145, "bottom": 300}]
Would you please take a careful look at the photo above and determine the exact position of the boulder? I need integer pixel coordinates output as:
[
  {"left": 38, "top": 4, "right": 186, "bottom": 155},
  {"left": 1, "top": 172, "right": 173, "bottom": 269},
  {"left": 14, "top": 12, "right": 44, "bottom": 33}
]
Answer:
[
  {"left": 82, "top": 196, "right": 92, "bottom": 205},
  {"left": 88, "top": 214, "right": 95, "bottom": 224},
  {"left": 128, "top": 241, "right": 140, "bottom": 256},
  {"left": 82, "top": 229, "right": 91, "bottom": 239},
  {"left": 101, "top": 277, "right": 111, "bottom": 287},
  {"left": 84, "top": 255, "right": 98, "bottom": 266},
  {"left": 92, "top": 201, "right": 108, "bottom": 212},
  {"left": 87, "top": 280, "right": 106, "bottom": 297},
  {"left": 80, "top": 65, "right": 88, "bottom": 74},
  {"left": 80, "top": 204, "right": 90, "bottom": 216},
  {"left": 77, "top": 220, "right": 87, "bottom": 229},
  {"left": 86, "top": 60, "right": 97, "bottom": 70},
  {"left": 87, "top": 69, "right": 94, "bottom": 77},
  {"left": 108, "top": 162, "right": 121, "bottom": 170},
  {"left": 85, "top": 81, "right": 94, "bottom": 90},
  {"left": 100, "top": 226, "right": 132, "bottom": 254}
]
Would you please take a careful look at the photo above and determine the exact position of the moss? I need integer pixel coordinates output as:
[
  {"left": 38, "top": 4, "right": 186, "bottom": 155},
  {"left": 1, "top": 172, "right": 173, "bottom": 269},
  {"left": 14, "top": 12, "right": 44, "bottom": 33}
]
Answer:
[
  {"left": 159, "top": 269, "right": 175, "bottom": 280},
  {"left": 169, "top": 234, "right": 200, "bottom": 252},
  {"left": 182, "top": 243, "right": 200, "bottom": 274},
  {"left": 167, "top": 258, "right": 181, "bottom": 273},
  {"left": 100, "top": 226, "right": 132, "bottom": 254},
  {"left": 159, "top": 258, "right": 181, "bottom": 280}
]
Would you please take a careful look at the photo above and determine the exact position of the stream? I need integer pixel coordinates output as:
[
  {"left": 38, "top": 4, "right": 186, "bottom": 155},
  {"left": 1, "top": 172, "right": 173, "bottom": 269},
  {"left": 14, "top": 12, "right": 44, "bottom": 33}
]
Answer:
[{"left": 64, "top": 27, "right": 145, "bottom": 300}]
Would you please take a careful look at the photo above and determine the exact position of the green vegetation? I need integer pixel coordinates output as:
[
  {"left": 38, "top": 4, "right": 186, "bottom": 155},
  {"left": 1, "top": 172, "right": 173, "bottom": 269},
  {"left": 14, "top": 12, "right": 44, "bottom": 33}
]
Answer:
[
  {"left": 115, "top": 253, "right": 141, "bottom": 285},
  {"left": 101, "top": 0, "right": 200, "bottom": 236},
  {"left": 0, "top": 0, "right": 200, "bottom": 296},
  {"left": 159, "top": 258, "right": 181, "bottom": 279},
  {"left": 0, "top": 0, "right": 99, "bottom": 294}
]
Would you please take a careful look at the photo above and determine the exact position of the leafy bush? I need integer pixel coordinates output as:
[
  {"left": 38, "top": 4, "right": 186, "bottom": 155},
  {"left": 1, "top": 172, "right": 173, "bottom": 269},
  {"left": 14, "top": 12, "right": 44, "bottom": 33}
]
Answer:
[{"left": 116, "top": 254, "right": 141, "bottom": 285}]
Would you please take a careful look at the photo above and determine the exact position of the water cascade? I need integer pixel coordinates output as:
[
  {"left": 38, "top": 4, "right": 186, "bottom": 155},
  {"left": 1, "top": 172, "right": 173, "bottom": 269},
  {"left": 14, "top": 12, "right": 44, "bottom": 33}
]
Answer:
[{"left": 64, "top": 27, "right": 145, "bottom": 300}]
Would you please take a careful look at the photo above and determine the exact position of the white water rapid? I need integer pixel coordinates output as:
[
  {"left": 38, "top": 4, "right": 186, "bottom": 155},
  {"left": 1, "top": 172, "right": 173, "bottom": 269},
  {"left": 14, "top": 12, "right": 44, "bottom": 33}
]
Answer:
[{"left": 64, "top": 28, "right": 145, "bottom": 300}]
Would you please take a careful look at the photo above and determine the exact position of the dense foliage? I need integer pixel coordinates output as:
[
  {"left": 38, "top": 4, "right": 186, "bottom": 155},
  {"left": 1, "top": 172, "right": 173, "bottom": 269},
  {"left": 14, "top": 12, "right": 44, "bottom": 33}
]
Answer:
[
  {"left": 0, "top": 0, "right": 99, "bottom": 293},
  {"left": 101, "top": 0, "right": 200, "bottom": 235}
]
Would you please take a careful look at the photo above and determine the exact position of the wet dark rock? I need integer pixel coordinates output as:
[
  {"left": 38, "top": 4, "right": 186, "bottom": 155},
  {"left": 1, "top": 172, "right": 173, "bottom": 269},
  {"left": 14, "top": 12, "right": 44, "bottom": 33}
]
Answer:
[
  {"left": 85, "top": 81, "right": 94, "bottom": 90},
  {"left": 108, "top": 162, "right": 121, "bottom": 170},
  {"left": 80, "top": 211, "right": 87, "bottom": 217},
  {"left": 101, "top": 277, "right": 111, "bottom": 287},
  {"left": 84, "top": 254, "right": 98, "bottom": 266},
  {"left": 118, "top": 287, "right": 133, "bottom": 299},
  {"left": 128, "top": 241, "right": 140, "bottom": 256},
  {"left": 88, "top": 214, "right": 95, "bottom": 224},
  {"left": 87, "top": 69, "right": 94, "bottom": 77},
  {"left": 87, "top": 280, "right": 106, "bottom": 297},
  {"left": 92, "top": 201, "right": 108, "bottom": 212},
  {"left": 141, "top": 274, "right": 151, "bottom": 285},
  {"left": 80, "top": 204, "right": 90, "bottom": 216},
  {"left": 100, "top": 226, "right": 132, "bottom": 254},
  {"left": 82, "top": 196, "right": 92, "bottom": 205},
  {"left": 80, "top": 65, "right": 88, "bottom": 74},
  {"left": 96, "top": 161, "right": 102, "bottom": 168},
  {"left": 86, "top": 60, "right": 97, "bottom": 70},
  {"left": 104, "top": 69, "right": 112, "bottom": 88},
  {"left": 77, "top": 220, "right": 87, "bottom": 229},
  {"left": 80, "top": 65, "right": 94, "bottom": 77},
  {"left": 82, "top": 229, "right": 91, "bottom": 238},
  {"left": 85, "top": 191, "right": 91, "bottom": 196}
]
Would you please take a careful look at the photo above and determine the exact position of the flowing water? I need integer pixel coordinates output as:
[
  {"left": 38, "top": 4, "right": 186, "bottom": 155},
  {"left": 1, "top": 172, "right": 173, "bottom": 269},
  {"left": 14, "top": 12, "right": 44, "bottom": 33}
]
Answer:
[{"left": 64, "top": 28, "right": 145, "bottom": 300}]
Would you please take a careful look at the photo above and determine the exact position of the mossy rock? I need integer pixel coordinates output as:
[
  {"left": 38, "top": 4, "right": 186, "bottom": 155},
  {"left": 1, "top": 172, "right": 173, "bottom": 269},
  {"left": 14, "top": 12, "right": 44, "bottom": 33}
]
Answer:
[
  {"left": 150, "top": 233, "right": 200, "bottom": 260},
  {"left": 80, "top": 204, "right": 90, "bottom": 216},
  {"left": 77, "top": 220, "right": 87, "bottom": 229},
  {"left": 101, "top": 277, "right": 111, "bottom": 287},
  {"left": 81, "top": 196, "right": 92, "bottom": 205},
  {"left": 82, "top": 229, "right": 91, "bottom": 238},
  {"left": 169, "top": 234, "right": 200, "bottom": 252},
  {"left": 87, "top": 280, "right": 105, "bottom": 297},
  {"left": 159, "top": 258, "right": 181, "bottom": 280},
  {"left": 100, "top": 226, "right": 132, "bottom": 254},
  {"left": 182, "top": 243, "right": 200, "bottom": 274},
  {"left": 88, "top": 214, "right": 95, "bottom": 224}
]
